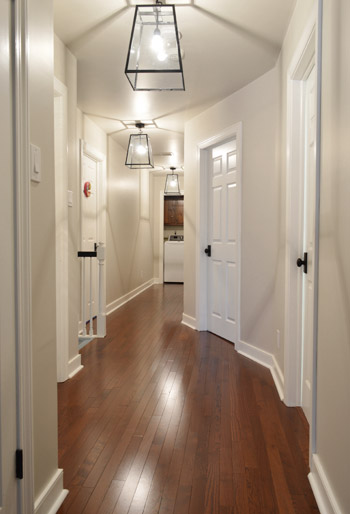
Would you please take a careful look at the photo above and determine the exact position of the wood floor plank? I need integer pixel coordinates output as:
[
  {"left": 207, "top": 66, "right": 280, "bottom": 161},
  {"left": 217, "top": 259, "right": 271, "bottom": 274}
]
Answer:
[{"left": 57, "top": 284, "right": 319, "bottom": 514}]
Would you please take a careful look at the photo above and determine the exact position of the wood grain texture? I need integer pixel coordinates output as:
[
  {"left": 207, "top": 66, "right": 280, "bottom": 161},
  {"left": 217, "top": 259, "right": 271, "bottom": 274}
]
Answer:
[{"left": 57, "top": 284, "right": 319, "bottom": 514}]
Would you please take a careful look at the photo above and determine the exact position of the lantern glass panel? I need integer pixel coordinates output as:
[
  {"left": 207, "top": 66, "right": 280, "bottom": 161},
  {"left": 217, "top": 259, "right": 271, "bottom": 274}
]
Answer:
[
  {"left": 125, "top": 133, "right": 154, "bottom": 169},
  {"left": 164, "top": 174, "right": 181, "bottom": 195},
  {"left": 125, "top": 4, "right": 185, "bottom": 91}
]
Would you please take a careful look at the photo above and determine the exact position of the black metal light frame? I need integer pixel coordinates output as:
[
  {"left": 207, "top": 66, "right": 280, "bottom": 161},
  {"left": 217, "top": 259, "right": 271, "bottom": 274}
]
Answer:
[
  {"left": 125, "top": 123, "right": 154, "bottom": 169},
  {"left": 125, "top": 1, "right": 185, "bottom": 91}
]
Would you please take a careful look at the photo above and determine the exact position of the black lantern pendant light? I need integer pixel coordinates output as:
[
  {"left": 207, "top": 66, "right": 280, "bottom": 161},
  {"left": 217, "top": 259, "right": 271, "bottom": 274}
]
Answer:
[
  {"left": 125, "top": 0, "right": 185, "bottom": 91},
  {"left": 164, "top": 167, "right": 181, "bottom": 195},
  {"left": 125, "top": 123, "right": 154, "bottom": 169}
]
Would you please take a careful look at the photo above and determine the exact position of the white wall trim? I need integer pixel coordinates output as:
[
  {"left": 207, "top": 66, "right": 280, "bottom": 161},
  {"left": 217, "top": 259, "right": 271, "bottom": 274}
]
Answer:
[
  {"left": 106, "top": 278, "right": 156, "bottom": 316},
  {"left": 54, "top": 77, "right": 69, "bottom": 383},
  {"left": 13, "top": 0, "right": 35, "bottom": 510},
  {"left": 181, "top": 313, "right": 197, "bottom": 330},
  {"left": 196, "top": 122, "right": 242, "bottom": 337},
  {"left": 308, "top": 454, "right": 342, "bottom": 514},
  {"left": 236, "top": 341, "right": 284, "bottom": 401},
  {"left": 68, "top": 354, "right": 83, "bottom": 379},
  {"left": 34, "top": 469, "right": 68, "bottom": 514}
]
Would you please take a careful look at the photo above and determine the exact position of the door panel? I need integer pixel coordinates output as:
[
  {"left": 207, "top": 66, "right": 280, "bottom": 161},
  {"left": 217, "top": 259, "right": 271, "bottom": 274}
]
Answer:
[
  {"left": 81, "top": 153, "right": 99, "bottom": 322},
  {"left": 207, "top": 138, "right": 240, "bottom": 343},
  {"left": 0, "top": 0, "right": 19, "bottom": 511},
  {"left": 301, "top": 66, "right": 316, "bottom": 423}
]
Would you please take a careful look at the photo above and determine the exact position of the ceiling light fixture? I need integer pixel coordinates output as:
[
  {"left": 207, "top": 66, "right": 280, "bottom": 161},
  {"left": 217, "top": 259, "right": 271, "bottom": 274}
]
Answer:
[
  {"left": 164, "top": 167, "right": 181, "bottom": 195},
  {"left": 125, "top": 0, "right": 185, "bottom": 91},
  {"left": 125, "top": 123, "right": 154, "bottom": 169}
]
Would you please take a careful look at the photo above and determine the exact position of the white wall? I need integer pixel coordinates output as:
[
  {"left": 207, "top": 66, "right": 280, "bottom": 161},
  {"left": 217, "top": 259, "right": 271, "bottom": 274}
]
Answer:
[
  {"left": 184, "top": 68, "right": 280, "bottom": 355},
  {"left": 29, "top": 0, "right": 59, "bottom": 500},
  {"left": 314, "top": 0, "right": 350, "bottom": 511},
  {"left": 55, "top": 35, "right": 156, "bottom": 347},
  {"left": 107, "top": 138, "right": 154, "bottom": 307}
]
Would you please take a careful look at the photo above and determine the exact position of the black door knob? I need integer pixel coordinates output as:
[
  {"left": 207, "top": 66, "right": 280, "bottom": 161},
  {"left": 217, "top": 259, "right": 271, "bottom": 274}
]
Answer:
[
  {"left": 204, "top": 245, "right": 211, "bottom": 257},
  {"left": 296, "top": 252, "right": 308, "bottom": 274}
]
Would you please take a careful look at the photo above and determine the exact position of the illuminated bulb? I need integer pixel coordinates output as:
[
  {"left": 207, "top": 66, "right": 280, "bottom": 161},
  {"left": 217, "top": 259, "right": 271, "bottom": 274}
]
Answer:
[
  {"left": 157, "top": 51, "right": 167, "bottom": 62},
  {"left": 136, "top": 144, "right": 147, "bottom": 155},
  {"left": 170, "top": 177, "right": 177, "bottom": 187},
  {"left": 152, "top": 28, "right": 163, "bottom": 51}
]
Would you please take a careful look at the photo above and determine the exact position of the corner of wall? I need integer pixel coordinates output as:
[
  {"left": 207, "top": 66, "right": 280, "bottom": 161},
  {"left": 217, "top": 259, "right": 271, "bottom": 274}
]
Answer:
[{"left": 236, "top": 340, "right": 284, "bottom": 401}]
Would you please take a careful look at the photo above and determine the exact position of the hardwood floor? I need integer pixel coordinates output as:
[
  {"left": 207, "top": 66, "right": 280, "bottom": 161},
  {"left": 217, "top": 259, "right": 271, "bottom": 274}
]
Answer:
[{"left": 57, "top": 284, "right": 319, "bottom": 514}]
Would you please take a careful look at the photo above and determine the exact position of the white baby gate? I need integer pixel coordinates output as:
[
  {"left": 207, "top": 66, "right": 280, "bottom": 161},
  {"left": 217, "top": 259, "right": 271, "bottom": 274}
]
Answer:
[{"left": 78, "top": 242, "right": 106, "bottom": 338}]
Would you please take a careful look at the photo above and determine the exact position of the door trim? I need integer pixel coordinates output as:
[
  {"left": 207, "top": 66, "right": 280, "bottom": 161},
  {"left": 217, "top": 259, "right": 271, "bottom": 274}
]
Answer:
[
  {"left": 13, "top": 0, "right": 34, "bottom": 510},
  {"left": 196, "top": 123, "right": 242, "bottom": 341},
  {"left": 284, "top": 3, "right": 322, "bottom": 454},
  {"left": 54, "top": 78, "right": 69, "bottom": 383}
]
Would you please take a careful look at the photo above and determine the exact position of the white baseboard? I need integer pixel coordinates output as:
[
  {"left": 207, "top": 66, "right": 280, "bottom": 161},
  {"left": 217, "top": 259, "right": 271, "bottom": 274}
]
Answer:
[
  {"left": 68, "top": 354, "right": 83, "bottom": 379},
  {"left": 236, "top": 340, "right": 284, "bottom": 401},
  {"left": 34, "top": 469, "right": 68, "bottom": 514},
  {"left": 106, "top": 278, "right": 156, "bottom": 316},
  {"left": 181, "top": 313, "right": 197, "bottom": 330},
  {"left": 270, "top": 354, "right": 284, "bottom": 402},
  {"left": 153, "top": 277, "right": 163, "bottom": 284},
  {"left": 308, "top": 454, "right": 342, "bottom": 514}
]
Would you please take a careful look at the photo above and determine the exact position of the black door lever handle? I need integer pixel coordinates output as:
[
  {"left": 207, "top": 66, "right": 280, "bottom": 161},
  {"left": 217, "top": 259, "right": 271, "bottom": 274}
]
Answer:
[
  {"left": 204, "top": 245, "right": 211, "bottom": 257},
  {"left": 296, "top": 252, "right": 308, "bottom": 274}
]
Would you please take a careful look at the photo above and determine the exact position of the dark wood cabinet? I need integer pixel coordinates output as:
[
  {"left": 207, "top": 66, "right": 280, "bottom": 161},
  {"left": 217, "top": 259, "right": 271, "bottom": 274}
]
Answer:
[{"left": 164, "top": 195, "right": 184, "bottom": 226}]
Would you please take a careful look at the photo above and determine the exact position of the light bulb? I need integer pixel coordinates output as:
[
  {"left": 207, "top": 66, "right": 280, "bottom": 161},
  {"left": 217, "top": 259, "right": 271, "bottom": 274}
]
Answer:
[
  {"left": 136, "top": 144, "right": 147, "bottom": 156},
  {"left": 152, "top": 28, "right": 163, "bottom": 52},
  {"left": 157, "top": 50, "right": 167, "bottom": 62},
  {"left": 170, "top": 178, "right": 177, "bottom": 187}
]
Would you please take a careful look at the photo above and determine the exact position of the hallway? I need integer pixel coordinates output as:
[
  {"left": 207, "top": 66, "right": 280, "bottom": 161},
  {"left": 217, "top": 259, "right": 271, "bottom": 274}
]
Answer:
[{"left": 58, "top": 285, "right": 319, "bottom": 513}]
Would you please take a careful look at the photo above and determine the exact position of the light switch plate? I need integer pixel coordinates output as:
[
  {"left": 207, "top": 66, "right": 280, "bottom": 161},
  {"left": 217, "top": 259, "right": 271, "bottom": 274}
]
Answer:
[
  {"left": 30, "top": 143, "right": 41, "bottom": 183},
  {"left": 68, "top": 190, "right": 73, "bottom": 207}
]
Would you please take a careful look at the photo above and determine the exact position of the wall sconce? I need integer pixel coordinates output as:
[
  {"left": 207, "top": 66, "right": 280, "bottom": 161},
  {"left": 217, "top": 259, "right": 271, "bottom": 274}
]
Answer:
[
  {"left": 125, "top": 0, "right": 185, "bottom": 91},
  {"left": 164, "top": 167, "right": 181, "bottom": 195},
  {"left": 125, "top": 123, "right": 154, "bottom": 169}
]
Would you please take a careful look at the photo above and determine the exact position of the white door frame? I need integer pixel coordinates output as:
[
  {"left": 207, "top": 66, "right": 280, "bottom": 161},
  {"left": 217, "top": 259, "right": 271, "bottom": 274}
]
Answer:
[
  {"left": 196, "top": 123, "right": 242, "bottom": 338},
  {"left": 284, "top": 3, "right": 322, "bottom": 453},
  {"left": 13, "top": 0, "right": 34, "bottom": 510},
  {"left": 79, "top": 140, "right": 106, "bottom": 331},
  {"left": 54, "top": 78, "right": 69, "bottom": 383}
]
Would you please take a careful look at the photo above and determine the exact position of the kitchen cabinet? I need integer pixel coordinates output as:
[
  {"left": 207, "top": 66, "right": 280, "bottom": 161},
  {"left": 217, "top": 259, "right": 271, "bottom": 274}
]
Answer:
[{"left": 164, "top": 195, "right": 184, "bottom": 226}]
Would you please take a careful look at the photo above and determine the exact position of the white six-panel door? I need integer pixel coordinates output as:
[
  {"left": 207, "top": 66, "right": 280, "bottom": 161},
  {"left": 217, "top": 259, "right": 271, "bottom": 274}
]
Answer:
[
  {"left": 81, "top": 152, "right": 99, "bottom": 321},
  {"left": 0, "top": 0, "right": 19, "bottom": 511},
  {"left": 301, "top": 66, "right": 317, "bottom": 424},
  {"left": 207, "top": 139, "right": 240, "bottom": 343}
]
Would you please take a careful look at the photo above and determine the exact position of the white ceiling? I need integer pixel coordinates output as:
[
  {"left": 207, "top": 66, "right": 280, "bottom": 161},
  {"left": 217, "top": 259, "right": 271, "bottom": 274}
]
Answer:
[{"left": 54, "top": 0, "right": 296, "bottom": 169}]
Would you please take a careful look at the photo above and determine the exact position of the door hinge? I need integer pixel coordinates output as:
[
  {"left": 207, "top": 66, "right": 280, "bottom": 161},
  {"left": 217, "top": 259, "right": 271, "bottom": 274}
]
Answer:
[{"left": 16, "top": 449, "right": 23, "bottom": 479}]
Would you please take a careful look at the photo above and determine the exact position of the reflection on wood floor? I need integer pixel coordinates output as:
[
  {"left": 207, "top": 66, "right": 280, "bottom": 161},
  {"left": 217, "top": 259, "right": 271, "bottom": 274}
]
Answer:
[{"left": 57, "top": 284, "right": 319, "bottom": 513}]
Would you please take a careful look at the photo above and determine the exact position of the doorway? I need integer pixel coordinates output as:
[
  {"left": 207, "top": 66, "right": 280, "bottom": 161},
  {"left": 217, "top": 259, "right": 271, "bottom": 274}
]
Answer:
[
  {"left": 300, "top": 65, "right": 317, "bottom": 424},
  {"left": 79, "top": 140, "right": 106, "bottom": 334},
  {"left": 196, "top": 123, "right": 242, "bottom": 341},
  {"left": 284, "top": 10, "right": 321, "bottom": 450}
]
